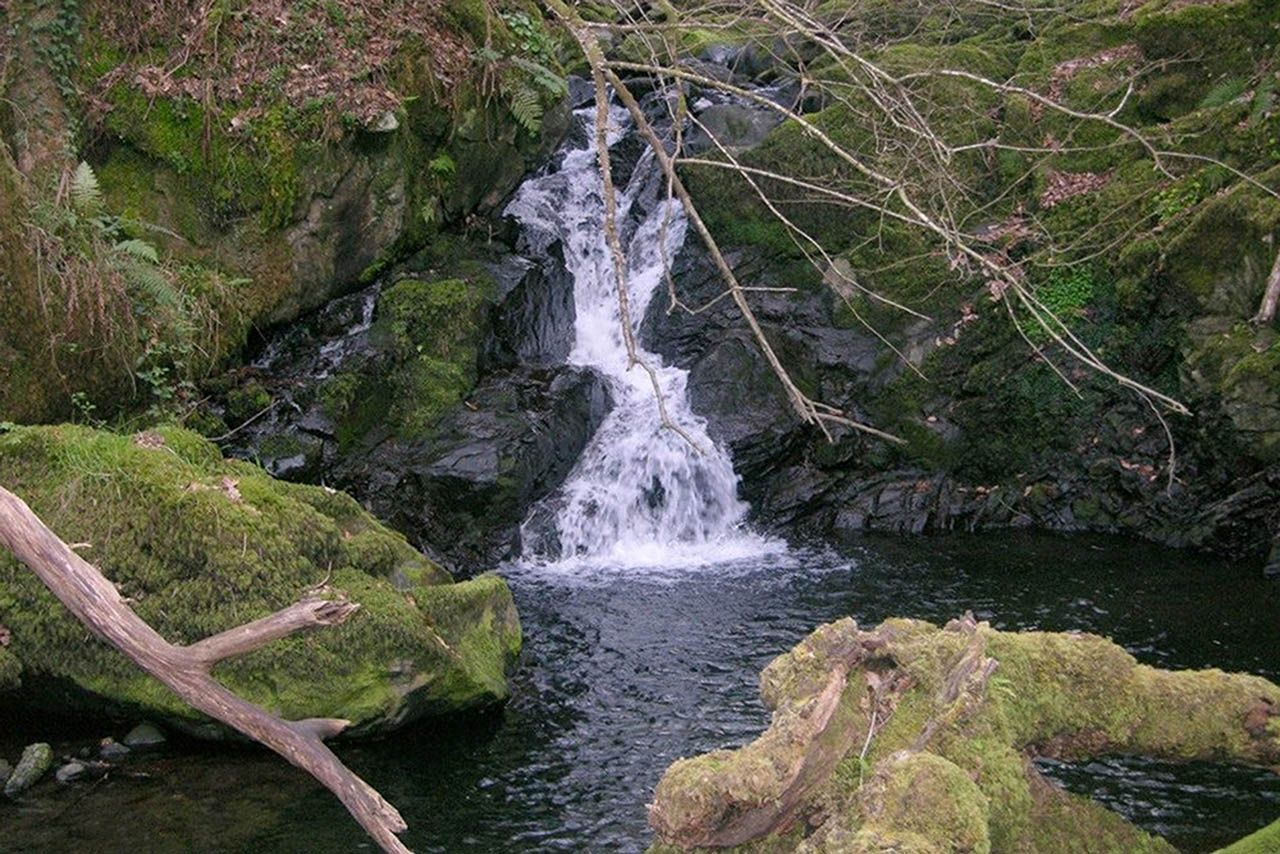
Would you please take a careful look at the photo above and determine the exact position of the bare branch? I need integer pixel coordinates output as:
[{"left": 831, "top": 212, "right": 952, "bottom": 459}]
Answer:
[
  {"left": 185, "top": 596, "right": 360, "bottom": 666},
  {"left": 0, "top": 486, "right": 410, "bottom": 854}
]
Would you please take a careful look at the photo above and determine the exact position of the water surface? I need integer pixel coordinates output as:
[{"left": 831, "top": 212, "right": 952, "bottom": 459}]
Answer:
[{"left": 3, "top": 532, "right": 1278, "bottom": 853}]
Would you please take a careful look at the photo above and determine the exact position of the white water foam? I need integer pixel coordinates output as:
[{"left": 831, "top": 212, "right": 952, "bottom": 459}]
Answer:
[{"left": 506, "top": 103, "right": 782, "bottom": 569}]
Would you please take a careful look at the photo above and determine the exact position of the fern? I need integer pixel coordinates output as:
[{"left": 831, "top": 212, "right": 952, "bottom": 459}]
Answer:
[
  {"left": 510, "top": 56, "right": 568, "bottom": 98},
  {"left": 71, "top": 161, "right": 104, "bottom": 214},
  {"left": 1252, "top": 77, "right": 1277, "bottom": 125},
  {"left": 503, "top": 78, "right": 544, "bottom": 134},
  {"left": 120, "top": 260, "right": 183, "bottom": 313},
  {"left": 114, "top": 238, "right": 160, "bottom": 264},
  {"left": 1199, "top": 78, "right": 1249, "bottom": 110}
]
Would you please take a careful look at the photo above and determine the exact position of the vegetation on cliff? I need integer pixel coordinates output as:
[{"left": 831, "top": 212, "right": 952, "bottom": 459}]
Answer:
[
  {"left": 552, "top": 0, "right": 1280, "bottom": 562},
  {"left": 0, "top": 0, "right": 569, "bottom": 425}
]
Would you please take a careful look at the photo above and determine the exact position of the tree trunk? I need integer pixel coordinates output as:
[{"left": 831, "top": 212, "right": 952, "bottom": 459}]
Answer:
[{"left": 0, "top": 486, "right": 412, "bottom": 854}]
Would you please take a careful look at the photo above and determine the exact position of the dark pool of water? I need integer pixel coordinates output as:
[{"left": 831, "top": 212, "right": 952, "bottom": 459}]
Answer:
[{"left": 2, "top": 531, "right": 1278, "bottom": 852}]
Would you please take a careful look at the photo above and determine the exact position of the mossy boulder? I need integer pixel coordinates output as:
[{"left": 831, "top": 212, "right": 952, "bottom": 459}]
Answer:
[
  {"left": 649, "top": 616, "right": 1280, "bottom": 853},
  {"left": 0, "top": 424, "right": 521, "bottom": 737}
]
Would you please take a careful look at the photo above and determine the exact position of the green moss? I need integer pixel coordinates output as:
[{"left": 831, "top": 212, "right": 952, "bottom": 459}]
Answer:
[
  {"left": 334, "top": 276, "right": 493, "bottom": 441},
  {"left": 854, "top": 752, "right": 991, "bottom": 853},
  {"left": 0, "top": 425, "right": 519, "bottom": 734},
  {"left": 650, "top": 617, "right": 1280, "bottom": 852},
  {"left": 1218, "top": 818, "right": 1280, "bottom": 853},
  {"left": 225, "top": 381, "right": 271, "bottom": 423},
  {"left": 98, "top": 88, "right": 302, "bottom": 230},
  {"left": 0, "top": 645, "right": 22, "bottom": 691}
]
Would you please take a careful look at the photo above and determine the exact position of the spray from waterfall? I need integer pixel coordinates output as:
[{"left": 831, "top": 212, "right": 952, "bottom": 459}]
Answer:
[{"left": 507, "top": 101, "right": 780, "bottom": 568}]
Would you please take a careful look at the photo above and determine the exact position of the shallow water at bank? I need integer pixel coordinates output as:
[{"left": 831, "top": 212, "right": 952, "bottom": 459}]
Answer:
[{"left": 2, "top": 531, "right": 1278, "bottom": 853}]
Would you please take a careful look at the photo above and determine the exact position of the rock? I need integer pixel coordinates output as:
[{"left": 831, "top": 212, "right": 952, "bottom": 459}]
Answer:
[
  {"left": 4, "top": 743, "right": 52, "bottom": 798},
  {"left": 1265, "top": 537, "right": 1280, "bottom": 578},
  {"left": 370, "top": 110, "right": 399, "bottom": 133},
  {"left": 338, "top": 366, "right": 612, "bottom": 571},
  {"left": 0, "top": 758, "right": 11, "bottom": 788},
  {"left": 481, "top": 247, "right": 576, "bottom": 371},
  {"left": 566, "top": 75, "right": 595, "bottom": 109},
  {"left": 55, "top": 761, "right": 86, "bottom": 784},
  {"left": 98, "top": 738, "right": 130, "bottom": 761},
  {"left": 0, "top": 425, "right": 522, "bottom": 737},
  {"left": 122, "top": 723, "right": 166, "bottom": 749},
  {"left": 684, "top": 102, "right": 783, "bottom": 153}
]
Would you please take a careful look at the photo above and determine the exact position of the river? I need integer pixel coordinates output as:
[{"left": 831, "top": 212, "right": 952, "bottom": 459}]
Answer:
[{"left": 3, "top": 532, "right": 1278, "bottom": 852}]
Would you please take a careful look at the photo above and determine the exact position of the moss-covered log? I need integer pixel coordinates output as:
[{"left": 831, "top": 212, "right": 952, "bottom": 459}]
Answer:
[{"left": 649, "top": 616, "right": 1280, "bottom": 853}]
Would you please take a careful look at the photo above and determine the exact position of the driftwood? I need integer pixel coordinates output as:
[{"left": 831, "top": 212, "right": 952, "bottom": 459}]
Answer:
[
  {"left": 0, "top": 486, "right": 411, "bottom": 854},
  {"left": 1254, "top": 247, "right": 1280, "bottom": 326},
  {"left": 650, "top": 614, "right": 1280, "bottom": 852}
]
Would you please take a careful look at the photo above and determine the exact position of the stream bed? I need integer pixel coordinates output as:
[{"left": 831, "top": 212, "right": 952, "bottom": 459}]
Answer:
[{"left": 3, "top": 531, "right": 1279, "bottom": 852}]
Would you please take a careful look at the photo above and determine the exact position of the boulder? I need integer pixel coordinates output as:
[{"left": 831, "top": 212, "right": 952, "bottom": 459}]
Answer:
[
  {"left": 0, "top": 425, "right": 521, "bottom": 738},
  {"left": 684, "top": 102, "right": 784, "bottom": 153},
  {"left": 3, "top": 742, "right": 52, "bottom": 798},
  {"left": 98, "top": 739, "right": 130, "bottom": 761},
  {"left": 55, "top": 761, "right": 86, "bottom": 785}
]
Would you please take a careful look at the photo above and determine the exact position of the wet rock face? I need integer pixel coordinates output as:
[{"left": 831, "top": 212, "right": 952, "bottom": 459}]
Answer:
[
  {"left": 644, "top": 233, "right": 1280, "bottom": 565},
  {"left": 335, "top": 366, "right": 612, "bottom": 572},
  {"left": 214, "top": 225, "right": 601, "bottom": 573},
  {"left": 481, "top": 248, "right": 577, "bottom": 371}
]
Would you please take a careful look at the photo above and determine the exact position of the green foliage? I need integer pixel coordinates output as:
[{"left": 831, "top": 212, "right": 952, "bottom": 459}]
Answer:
[
  {"left": 70, "top": 160, "right": 104, "bottom": 213},
  {"left": 499, "top": 11, "right": 556, "bottom": 64},
  {"left": 1152, "top": 176, "right": 1205, "bottom": 223},
  {"left": 1199, "top": 77, "right": 1250, "bottom": 110},
  {"left": 1032, "top": 266, "right": 1098, "bottom": 333}
]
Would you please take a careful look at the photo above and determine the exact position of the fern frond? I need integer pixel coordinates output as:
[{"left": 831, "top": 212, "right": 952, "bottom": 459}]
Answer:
[
  {"left": 71, "top": 161, "right": 104, "bottom": 214},
  {"left": 503, "top": 79, "right": 544, "bottom": 134},
  {"left": 510, "top": 57, "right": 568, "bottom": 97},
  {"left": 119, "top": 261, "right": 183, "bottom": 313},
  {"left": 114, "top": 238, "right": 161, "bottom": 264}
]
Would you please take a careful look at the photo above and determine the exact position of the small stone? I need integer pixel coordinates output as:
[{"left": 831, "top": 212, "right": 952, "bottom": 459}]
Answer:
[
  {"left": 122, "top": 722, "right": 166, "bottom": 748},
  {"left": 371, "top": 110, "right": 399, "bottom": 133},
  {"left": 55, "top": 761, "right": 86, "bottom": 784},
  {"left": 4, "top": 743, "right": 53, "bottom": 798},
  {"left": 99, "top": 738, "right": 131, "bottom": 761}
]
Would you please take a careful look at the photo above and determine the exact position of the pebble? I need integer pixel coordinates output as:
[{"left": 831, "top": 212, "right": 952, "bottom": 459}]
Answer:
[
  {"left": 55, "top": 761, "right": 86, "bottom": 785},
  {"left": 122, "top": 722, "right": 166, "bottom": 748},
  {"left": 4, "top": 743, "right": 53, "bottom": 798},
  {"left": 99, "top": 738, "right": 131, "bottom": 760}
]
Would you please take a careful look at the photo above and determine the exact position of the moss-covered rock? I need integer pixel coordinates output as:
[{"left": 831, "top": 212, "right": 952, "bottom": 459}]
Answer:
[
  {"left": 648, "top": 616, "right": 1280, "bottom": 853},
  {"left": 0, "top": 424, "right": 521, "bottom": 736},
  {"left": 0, "top": 1, "right": 570, "bottom": 425},
  {"left": 1218, "top": 817, "right": 1280, "bottom": 853}
]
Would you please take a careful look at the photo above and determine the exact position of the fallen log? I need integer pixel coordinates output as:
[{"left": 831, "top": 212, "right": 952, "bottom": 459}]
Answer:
[
  {"left": 649, "top": 615, "right": 1280, "bottom": 852},
  {"left": 0, "top": 485, "right": 411, "bottom": 854}
]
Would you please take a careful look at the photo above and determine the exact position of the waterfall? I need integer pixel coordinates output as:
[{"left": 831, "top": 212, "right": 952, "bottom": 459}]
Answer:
[{"left": 506, "top": 101, "right": 778, "bottom": 567}]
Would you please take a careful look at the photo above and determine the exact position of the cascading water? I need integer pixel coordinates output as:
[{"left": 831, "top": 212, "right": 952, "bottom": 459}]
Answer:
[{"left": 507, "top": 101, "right": 778, "bottom": 567}]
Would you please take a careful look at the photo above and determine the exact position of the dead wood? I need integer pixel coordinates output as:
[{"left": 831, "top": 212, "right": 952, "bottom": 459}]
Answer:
[
  {"left": 1253, "top": 247, "right": 1280, "bottom": 326},
  {"left": 0, "top": 486, "right": 411, "bottom": 854}
]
